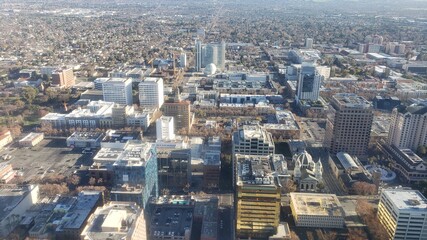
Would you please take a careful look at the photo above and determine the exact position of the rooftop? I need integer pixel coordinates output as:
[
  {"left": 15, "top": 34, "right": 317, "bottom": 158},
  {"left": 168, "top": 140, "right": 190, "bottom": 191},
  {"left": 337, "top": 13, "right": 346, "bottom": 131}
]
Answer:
[
  {"left": 290, "top": 193, "right": 345, "bottom": 217},
  {"left": 236, "top": 155, "right": 275, "bottom": 186},
  {"left": 0, "top": 185, "right": 38, "bottom": 222},
  {"left": 68, "top": 132, "right": 104, "bottom": 141},
  {"left": 81, "top": 202, "right": 144, "bottom": 240},
  {"left": 382, "top": 189, "right": 427, "bottom": 212},
  {"left": 333, "top": 93, "right": 371, "bottom": 109},
  {"left": 57, "top": 191, "right": 101, "bottom": 230},
  {"left": 149, "top": 196, "right": 194, "bottom": 239}
]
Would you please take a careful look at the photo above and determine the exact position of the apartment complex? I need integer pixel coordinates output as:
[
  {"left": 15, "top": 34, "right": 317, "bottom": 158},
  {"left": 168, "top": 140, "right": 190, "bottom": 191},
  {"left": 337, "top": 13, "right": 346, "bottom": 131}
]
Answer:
[
  {"left": 235, "top": 154, "right": 281, "bottom": 239},
  {"left": 139, "top": 77, "right": 164, "bottom": 108},
  {"left": 325, "top": 93, "right": 373, "bottom": 157},
  {"left": 290, "top": 192, "right": 345, "bottom": 229},
  {"left": 378, "top": 189, "right": 427, "bottom": 240},
  {"left": 102, "top": 78, "right": 133, "bottom": 105},
  {"left": 387, "top": 104, "right": 427, "bottom": 151}
]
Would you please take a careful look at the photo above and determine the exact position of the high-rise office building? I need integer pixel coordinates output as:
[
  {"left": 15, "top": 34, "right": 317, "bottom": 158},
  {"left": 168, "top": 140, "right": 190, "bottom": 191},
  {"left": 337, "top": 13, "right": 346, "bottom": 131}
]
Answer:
[
  {"left": 387, "top": 104, "right": 427, "bottom": 151},
  {"left": 232, "top": 125, "right": 275, "bottom": 157},
  {"left": 232, "top": 125, "right": 275, "bottom": 187},
  {"left": 305, "top": 38, "right": 313, "bottom": 49},
  {"left": 161, "top": 101, "right": 192, "bottom": 132},
  {"left": 180, "top": 52, "right": 187, "bottom": 68},
  {"left": 324, "top": 93, "right": 373, "bottom": 156},
  {"left": 378, "top": 189, "right": 427, "bottom": 240},
  {"left": 110, "top": 141, "right": 158, "bottom": 208},
  {"left": 235, "top": 154, "right": 281, "bottom": 239},
  {"left": 138, "top": 77, "right": 164, "bottom": 109},
  {"left": 102, "top": 78, "right": 133, "bottom": 105},
  {"left": 156, "top": 116, "right": 175, "bottom": 141},
  {"left": 52, "top": 68, "right": 75, "bottom": 88},
  {"left": 296, "top": 63, "right": 322, "bottom": 102},
  {"left": 195, "top": 39, "right": 203, "bottom": 72}
]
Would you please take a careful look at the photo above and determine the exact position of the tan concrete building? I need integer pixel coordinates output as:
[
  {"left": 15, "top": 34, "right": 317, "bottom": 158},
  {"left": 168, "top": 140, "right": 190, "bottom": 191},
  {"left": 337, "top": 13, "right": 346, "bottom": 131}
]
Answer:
[
  {"left": 161, "top": 101, "right": 192, "bottom": 132},
  {"left": 235, "top": 154, "right": 281, "bottom": 239},
  {"left": 19, "top": 132, "right": 44, "bottom": 147},
  {"left": 0, "top": 130, "right": 13, "bottom": 150},
  {"left": 290, "top": 192, "right": 345, "bottom": 228},
  {"left": 52, "top": 68, "right": 75, "bottom": 88},
  {"left": 325, "top": 93, "right": 373, "bottom": 157}
]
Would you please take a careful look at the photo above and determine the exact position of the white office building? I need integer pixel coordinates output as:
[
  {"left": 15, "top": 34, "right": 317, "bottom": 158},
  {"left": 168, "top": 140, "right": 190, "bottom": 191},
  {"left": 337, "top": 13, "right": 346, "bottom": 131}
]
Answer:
[
  {"left": 156, "top": 116, "right": 175, "bottom": 141},
  {"left": 378, "top": 189, "right": 427, "bottom": 240},
  {"left": 102, "top": 78, "right": 133, "bottom": 105},
  {"left": 138, "top": 77, "right": 164, "bottom": 109},
  {"left": 296, "top": 63, "right": 322, "bottom": 102}
]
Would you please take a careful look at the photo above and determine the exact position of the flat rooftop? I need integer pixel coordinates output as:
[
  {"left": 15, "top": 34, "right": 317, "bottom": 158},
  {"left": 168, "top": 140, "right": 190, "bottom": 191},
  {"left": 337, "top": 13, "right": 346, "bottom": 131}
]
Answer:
[
  {"left": 149, "top": 196, "right": 194, "bottom": 238},
  {"left": 290, "top": 193, "right": 345, "bottom": 217},
  {"left": 102, "top": 130, "right": 140, "bottom": 143},
  {"left": 382, "top": 189, "right": 427, "bottom": 212},
  {"left": 333, "top": 93, "right": 371, "bottom": 109},
  {"left": 82, "top": 202, "right": 143, "bottom": 240},
  {"left": 68, "top": 132, "right": 104, "bottom": 141},
  {"left": 236, "top": 155, "right": 275, "bottom": 186},
  {"left": 0, "top": 185, "right": 36, "bottom": 222}
]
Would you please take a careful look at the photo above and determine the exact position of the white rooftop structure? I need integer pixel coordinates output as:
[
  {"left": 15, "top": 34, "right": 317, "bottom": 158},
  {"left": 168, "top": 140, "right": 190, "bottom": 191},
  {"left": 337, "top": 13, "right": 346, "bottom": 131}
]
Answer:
[{"left": 382, "top": 189, "right": 427, "bottom": 212}]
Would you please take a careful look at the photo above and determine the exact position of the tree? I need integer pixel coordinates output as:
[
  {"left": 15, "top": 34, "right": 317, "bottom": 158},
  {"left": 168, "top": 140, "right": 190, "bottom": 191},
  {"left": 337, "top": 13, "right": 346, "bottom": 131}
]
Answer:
[
  {"left": 21, "top": 87, "right": 38, "bottom": 105},
  {"left": 89, "top": 177, "right": 96, "bottom": 186},
  {"left": 183, "top": 183, "right": 190, "bottom": 194},
  {"left": 281, "top": 179, "right": 297, "bottom": 194},
  {"left": 352, "top": 181, "right": 377, "bottom": 195},
  {"left": 161, "top": 188, "right": 170, "bottom": 195}
]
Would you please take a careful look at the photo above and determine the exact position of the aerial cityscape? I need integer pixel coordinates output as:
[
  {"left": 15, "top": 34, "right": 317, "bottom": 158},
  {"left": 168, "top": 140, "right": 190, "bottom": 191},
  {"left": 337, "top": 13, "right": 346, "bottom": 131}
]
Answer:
[{"left": 1, "top": 0, "right": 427, "bottom": 239}]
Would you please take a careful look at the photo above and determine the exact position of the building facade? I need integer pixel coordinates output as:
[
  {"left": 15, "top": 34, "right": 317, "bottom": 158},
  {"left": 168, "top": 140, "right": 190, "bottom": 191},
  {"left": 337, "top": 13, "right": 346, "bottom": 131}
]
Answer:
[
  {"left": 324, "top": 93, "right": 373, "bottom": 157},
  {"left": 387, "top": 104, "right": 427, "bottom": 151},
  {"left": 378, "top": 189, "right": 427, "bottom": 240},
  {"left": 290, "top": 192, "right": 345, "bottom": 229},
  {"left": 235, "top": 155, "right": 281, "bottom": 239},
  {"left": 102, "top": 78, "right": 133, "bottom": 105},
  {"left": 139, "top": 77, "right": 164, "bottom": 108},
  {"left": 161, "top": 101, "right": 192, "bottom": 132},
  {"left": 156, "top": 116, "right": 175, "bottom": 141},
  {"left": 52, "top": 68, "right": 75, "bottom": 88},
  {"left": 296, "top": 63, "right": 322, "bottom": 102}
]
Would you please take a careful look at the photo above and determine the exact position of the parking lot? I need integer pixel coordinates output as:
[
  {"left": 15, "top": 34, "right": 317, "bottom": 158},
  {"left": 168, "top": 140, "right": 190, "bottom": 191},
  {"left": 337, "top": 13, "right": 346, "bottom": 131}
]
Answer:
[{"left": 1, "top": 139, "right": 93, "bottom": 182}]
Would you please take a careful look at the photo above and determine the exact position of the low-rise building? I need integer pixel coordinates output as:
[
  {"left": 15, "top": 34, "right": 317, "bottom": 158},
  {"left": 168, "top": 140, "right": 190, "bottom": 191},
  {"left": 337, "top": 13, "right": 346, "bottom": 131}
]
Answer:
[
  {"left": 0, "top": 130, "right": 13, "bottom": 150},
  {"left": 55, "top": 191, "right": 103, "bottom": 240},
  {"left": 0, "top": 162, "right": 16, "bottom": 183},
  {"left": 81, "top": 201, "right": 147, "bottom": 240},
  {"left": 290, "top": 192, "right": 345, "bottom": 228},
  {"left": 17, "top": 132, "right": 43, "bottom": 148},
  {"left": 66, "top": 132, "right": 104, "bottom": 149},
  {"left": 379, "top": 143, "right": 427, "bottom": 184}
]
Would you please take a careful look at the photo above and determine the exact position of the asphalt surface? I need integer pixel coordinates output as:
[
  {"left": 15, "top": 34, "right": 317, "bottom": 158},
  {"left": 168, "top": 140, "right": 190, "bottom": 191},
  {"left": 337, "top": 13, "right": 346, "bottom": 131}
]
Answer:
[{"left": 3, "top": 139, "right": 92, "bottom": 182}]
